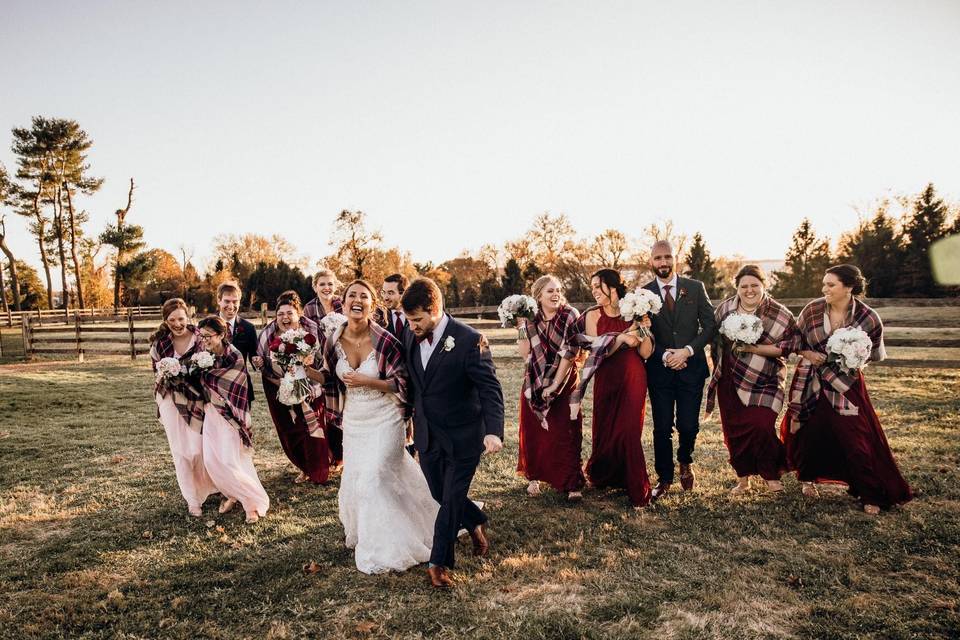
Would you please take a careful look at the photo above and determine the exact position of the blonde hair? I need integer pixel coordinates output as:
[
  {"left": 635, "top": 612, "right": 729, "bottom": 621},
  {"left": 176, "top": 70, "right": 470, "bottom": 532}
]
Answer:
[
  {"left": 313, "top": 268, "right": 340, "bottom": 287},
  {"left": 531, "top": 274, "right": 565, "bottom": 307}
]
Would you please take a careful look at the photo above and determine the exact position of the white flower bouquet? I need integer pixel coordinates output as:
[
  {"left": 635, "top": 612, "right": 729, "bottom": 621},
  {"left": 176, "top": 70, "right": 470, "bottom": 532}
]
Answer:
[
  {"left": 268, "top": 328, "right": 320, "bottom": 405},
  {"left": 319, "top": 312, "right": 348, "bottom": 338},
  {"left": 155, "top": 356, "right": 185, "bottom": 387},
  {"left": 498, "top": 295, "right": 538, "bottom": 327},
  {"left": 189, "top": 350, "right": 216, "bottom": 373},
  {"left": 720, "top": 313, "right": 764, "bottom": 354},
  {"left": 826, "top": 326, "right": 873, "bottom": 373},
  {"left": 618, "top": 289, "right": 663, "bottom": 322}
]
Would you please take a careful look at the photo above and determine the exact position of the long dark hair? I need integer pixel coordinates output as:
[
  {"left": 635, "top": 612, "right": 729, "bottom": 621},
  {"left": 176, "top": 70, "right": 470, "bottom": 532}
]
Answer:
[
  {"left": 149, "top": 298, "right": 190, "bottom": 344},
  {"left": 591, "top": 268, "right": 627, "bottom": 299}
]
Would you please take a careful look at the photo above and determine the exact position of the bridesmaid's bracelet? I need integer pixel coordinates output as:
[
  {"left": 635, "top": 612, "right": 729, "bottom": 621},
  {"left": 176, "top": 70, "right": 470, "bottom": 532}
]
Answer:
[{"left": 517, "top": 326, "right": 529, "bottom": 341}]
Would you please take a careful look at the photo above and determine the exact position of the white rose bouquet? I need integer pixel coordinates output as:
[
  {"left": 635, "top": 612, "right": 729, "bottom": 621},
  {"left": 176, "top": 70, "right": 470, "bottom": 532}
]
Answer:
[
  {"left": 826, "top": 326, "right": 873, "bottom": 373},
  {"left": 720, "top": 313, "right": 764, "bottom": 354},
  {"left": 498, "top": 295, "right": 538, "bottom": 328},
  {"left": 189, "top": 350, "right": 216, "bottom": 373},
  {"left": 618, "top": 289, "right": 663, "bottom": 322},
  {"left": 155, "top": 356, "right": 184, "bottom": 387},
  {"left": 268, "top": 328, "right": 321, "bottom": 405},
  {"left": 319, "top": 312, "right": 348, "bottom": 338}
]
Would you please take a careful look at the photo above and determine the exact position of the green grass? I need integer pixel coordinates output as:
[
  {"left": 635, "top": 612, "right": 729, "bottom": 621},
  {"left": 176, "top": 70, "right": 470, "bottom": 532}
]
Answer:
[{"left": 0, "top": 358, "right": 958, "bottom": 639}]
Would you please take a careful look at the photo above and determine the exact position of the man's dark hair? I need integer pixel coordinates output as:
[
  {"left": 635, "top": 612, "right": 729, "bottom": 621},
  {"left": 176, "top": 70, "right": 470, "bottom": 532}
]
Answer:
[
  {"left": 401, "top": 278, "right": 444, "bottom": 314},
  {"left": 384, "top": 273, "right": 408, "bottom": 294}
]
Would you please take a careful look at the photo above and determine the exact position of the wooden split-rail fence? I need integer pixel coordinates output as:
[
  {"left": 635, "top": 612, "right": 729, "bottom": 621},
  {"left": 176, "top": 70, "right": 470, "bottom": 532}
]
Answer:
[{"left": 2, "top": 299, "right": 958, "bottom": 368}]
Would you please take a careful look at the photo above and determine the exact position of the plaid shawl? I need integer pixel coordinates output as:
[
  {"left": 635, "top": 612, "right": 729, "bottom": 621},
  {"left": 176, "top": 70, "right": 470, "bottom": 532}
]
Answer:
[
  {"left": 523, "top": 305, "right": 582, "bottom": 429},
  {"left": 302, "top": 296, "right": 344, "bottom": 324},
  {"left": 786, "top": 298, "right": 886, "bottom": 422},
  {"left": 321, "top": 320, "right": 410, "bottom": 430},
  {"left": 149, "top": 327, "right": 206, "bottom": 433},
  {"left": 705, "top": 294, "right": 797, "bottom": 414},
  {"left": 200, "top": 345, "right": 254, "bottom": 447},
  {"left": 256, "top": 315, "right": 326, "bottom": 437},
  {"left": 566, "top": 306, "right": 632, "bottom": 420}
]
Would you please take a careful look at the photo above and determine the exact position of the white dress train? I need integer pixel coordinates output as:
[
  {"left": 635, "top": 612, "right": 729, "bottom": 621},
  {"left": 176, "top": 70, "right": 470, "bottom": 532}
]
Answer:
[
  {"left": 336, "top": 345, "right": 439, "bottom": 574},
  {"left": 202, "top": 406, "right": 270, "bottom": 518}
]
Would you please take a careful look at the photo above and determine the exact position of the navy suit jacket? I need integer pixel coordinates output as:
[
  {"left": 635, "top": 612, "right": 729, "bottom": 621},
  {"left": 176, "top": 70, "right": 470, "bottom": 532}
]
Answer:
[
  {"left": 643, "top": 276, "right": 717, "bottom": 384},
  {"left": 403, "top": 315, "right": 505, "bottom": 457},
  {"left": 229, "top": 316, "right": 258, "bottom": 401}
]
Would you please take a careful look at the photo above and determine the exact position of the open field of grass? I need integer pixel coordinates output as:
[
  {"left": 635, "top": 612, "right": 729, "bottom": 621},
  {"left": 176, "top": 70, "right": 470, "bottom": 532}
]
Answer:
[{"left": 1, "top": 353, "right": 958, "bottom": 639}]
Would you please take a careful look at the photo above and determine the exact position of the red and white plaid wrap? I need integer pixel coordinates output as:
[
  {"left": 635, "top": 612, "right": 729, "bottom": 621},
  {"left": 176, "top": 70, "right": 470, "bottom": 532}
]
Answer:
[
  {"left": 320, "top": 320, "right": 410, "bottom": 430},
  {"left": 149, "top": 328, "right": 206, "bottom": 434},
  {"left": 786, "top": 298, "right": 886, "bottom": 422},
  {"left": 705, "top": 294, "right": 797, "bottom": 414},
  {"left": 523, "top": 305, "right": 581, "bottom": 429},
  {"left": 200, "top": 345, "right": 255, "bottom": 447},
  {"left": 302, "top": 296, "right": 344, "bottom": 325},
  {"left": 257, "top": 316, "right": 326, "bottom": 438}
]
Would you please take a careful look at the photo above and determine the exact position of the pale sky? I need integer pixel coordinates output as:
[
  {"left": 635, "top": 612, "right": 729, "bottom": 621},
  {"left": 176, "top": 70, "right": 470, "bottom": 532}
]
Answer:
[{"left": 2, "top": 0, "right": 959, "bottom": 275}]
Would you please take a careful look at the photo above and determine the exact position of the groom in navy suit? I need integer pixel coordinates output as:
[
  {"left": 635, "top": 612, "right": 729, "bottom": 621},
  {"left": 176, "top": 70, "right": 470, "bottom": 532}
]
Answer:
[{"left": 400, "top": 278, "right": 504, "bottom": 588}]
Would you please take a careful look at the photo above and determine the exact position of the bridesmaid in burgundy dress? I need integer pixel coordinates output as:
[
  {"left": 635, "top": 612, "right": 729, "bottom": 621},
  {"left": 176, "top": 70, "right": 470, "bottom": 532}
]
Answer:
[
  {"left": 782, "top": 264, "right": 912, "bottom": 514},
  {"left": 573, "top": 269, "right": 654, "bottom": 509},
  {"left": 253, "top": 290, "right": 332, "bottom": 484},
  {"left": 516, "top": 275, "right": 586, "bottom": 501},
  {"left": 706, "top": 265, "right": 793, "bottom": 494}
]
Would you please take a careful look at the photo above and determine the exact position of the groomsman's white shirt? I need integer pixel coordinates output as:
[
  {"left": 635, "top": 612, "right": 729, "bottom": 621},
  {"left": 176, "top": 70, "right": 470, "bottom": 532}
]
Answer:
[
  {"left": 419, "top": 313, "right": 449, "bottom": 370},
  {"left": 654, "top": 274, "right": 695, "bottom": 359}
]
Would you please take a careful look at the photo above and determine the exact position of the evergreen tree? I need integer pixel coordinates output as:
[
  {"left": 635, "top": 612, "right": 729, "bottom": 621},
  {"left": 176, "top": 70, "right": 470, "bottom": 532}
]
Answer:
[
  {"left": 684, "top": 232, "right": 722, "bottom": 298},
  {"left": 772, "top": 219, "right": 832, "bottom": 297},
  {"left": 446, "top": 275, "right": 461, "bottom": 308},
  {"left": 501, "top": 258, "right": 524, "bottom": 296},
  {"left": 99, "top": 179, "right": 145, "bottom": 308},
  {"left": 836, "top": 207, "right": 902, "bottom": 298},
  {"left": 522, "top": 261, "right": 543, "bottom": 287},
  {"left": 899, "top": 183, "right": 948, "bottom": 296}
]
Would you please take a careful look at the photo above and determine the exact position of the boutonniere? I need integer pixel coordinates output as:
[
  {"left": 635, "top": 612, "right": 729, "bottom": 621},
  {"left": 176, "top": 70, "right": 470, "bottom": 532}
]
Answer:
[
  {"left": 443, "top": 336, "right": 456, "bottom": 352},
  {"left": 678, "top": 287, "right": 688, "bottom": 300}
]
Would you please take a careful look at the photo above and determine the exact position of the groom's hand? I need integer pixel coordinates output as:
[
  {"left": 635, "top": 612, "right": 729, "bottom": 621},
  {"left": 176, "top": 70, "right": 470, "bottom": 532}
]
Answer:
[{"left": 482, "top": 435, "right": 503, "bottom": 455}]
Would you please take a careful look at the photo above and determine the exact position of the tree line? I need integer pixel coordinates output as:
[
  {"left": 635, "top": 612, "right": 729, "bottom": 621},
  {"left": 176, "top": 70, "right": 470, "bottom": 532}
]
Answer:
[{"left": 1, "top": 115, "right": 958, "bottom": 314}]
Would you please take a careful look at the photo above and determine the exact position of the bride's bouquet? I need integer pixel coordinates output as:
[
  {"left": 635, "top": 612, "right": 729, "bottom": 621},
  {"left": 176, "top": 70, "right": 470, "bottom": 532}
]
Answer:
[
  {"left": 268, "top": 328, "right": 320, "bottom": 405},
  {"left": 618, "top": 289, "right": 663, "bottom": 322},
  {"left": 720, "top": 313, "right": 764, "bottom": 354},
  {"left": 826, "top": 326, "right": 873, "bottom": 374},
  {"left": 319, "top": 312, "right": 348, "bottom": 338},
  {"left": 498, "top": 295, "right": 538, "bottom": 327},
  {"left": 155, "top": 356, "right": 185, "bottom": 388}
]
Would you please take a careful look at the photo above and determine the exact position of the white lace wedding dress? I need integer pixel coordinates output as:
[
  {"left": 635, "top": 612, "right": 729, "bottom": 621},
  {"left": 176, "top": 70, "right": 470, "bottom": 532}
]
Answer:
[{"left": 336, "top": 344, "right": 439, "bottom": 574}]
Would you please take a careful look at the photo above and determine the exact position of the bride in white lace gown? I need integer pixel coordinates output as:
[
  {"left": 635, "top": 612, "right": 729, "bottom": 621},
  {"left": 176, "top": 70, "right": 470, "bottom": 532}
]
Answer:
[{"left": 321, "top": 281, "right": 439, "bottom": 574}]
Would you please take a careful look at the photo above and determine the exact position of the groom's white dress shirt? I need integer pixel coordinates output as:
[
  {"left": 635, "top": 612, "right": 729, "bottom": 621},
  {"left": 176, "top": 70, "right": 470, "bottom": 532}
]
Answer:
[{"left": 419, "top": 313, "right": 449, "bottom": 370}]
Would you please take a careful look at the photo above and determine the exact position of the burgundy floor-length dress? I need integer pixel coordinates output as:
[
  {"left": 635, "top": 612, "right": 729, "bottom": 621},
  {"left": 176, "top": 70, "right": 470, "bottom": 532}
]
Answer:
[
  {"left": 585, "top": 312, "right": 652, "bottom": 507},
  {"left": 262, "top": 379, "right": 332, "bottom": 484},
  {"left": 716, "top": 345, "right": 787, "bottom": 481},
  {"left": 781, "top": 373, "right": 912, "bottom": 508},
  {"left": 517, "top": 371, "right": 586, "bottom": 493}
]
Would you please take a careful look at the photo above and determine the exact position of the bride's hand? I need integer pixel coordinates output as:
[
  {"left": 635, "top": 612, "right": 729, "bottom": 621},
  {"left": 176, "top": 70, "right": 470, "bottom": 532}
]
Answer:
[{"left": 341, "top": 371, "right": 371, "bottom": 388}]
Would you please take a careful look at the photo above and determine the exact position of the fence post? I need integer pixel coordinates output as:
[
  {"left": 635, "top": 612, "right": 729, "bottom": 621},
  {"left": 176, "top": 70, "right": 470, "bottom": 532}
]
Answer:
[
  {"left": 75, "top": 312, "right": 84, "bottom": 363},
  {"left": 22, "top": 315, "right": 32, "bottom": 361},
  {"left": 36, "top": 308, "right": 42, "bottom": 327},
  {"left": 260, "top": 303, "right": 268, "bottom": 328},
  {"left": 128, "top": 311, "right": 136, "bottom": 359},
  {"left": 64, "top": 306, "right": 69, "bottom": 323},
  {"left": 5, "top": 306, "right": 11, "bottom": 327}
]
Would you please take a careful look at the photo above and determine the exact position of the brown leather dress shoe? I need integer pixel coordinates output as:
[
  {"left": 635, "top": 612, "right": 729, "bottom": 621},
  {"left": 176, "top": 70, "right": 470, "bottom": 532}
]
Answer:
[
  {"left": 680, "top": 464, "right": 695, "bottom": 491},
  {"left": 469, "top": 524, "right": 489, "bottom": 557},
  {"left": 651, "top": 482, "right": 672, "bottom": 500},
  {"left": 427, "top": 566, "right": 453, "bottom": 588}
]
